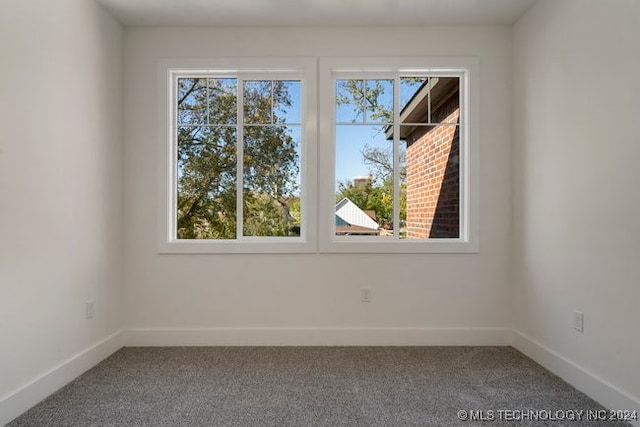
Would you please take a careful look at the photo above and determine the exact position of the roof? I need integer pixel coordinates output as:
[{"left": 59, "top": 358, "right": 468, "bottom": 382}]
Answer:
[
  {"left": 335, "top": 198, "right": 380, "bottom": 234},
  {"left": 335, "top": 223, "right": 380, "bottom": 235}
]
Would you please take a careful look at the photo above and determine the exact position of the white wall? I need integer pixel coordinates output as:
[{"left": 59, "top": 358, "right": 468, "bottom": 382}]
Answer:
[
  {"left": 0, "top": 0, "right": 124, "bottom": 422},
  {"left": 123, "top": 26, "right": 513, "bottom": 343},
  {"left": 2, "top": 0, "right": 638, "bottom": 421},
  {"left": 513, "top": 0, "right": 640, "bottom": 408}
]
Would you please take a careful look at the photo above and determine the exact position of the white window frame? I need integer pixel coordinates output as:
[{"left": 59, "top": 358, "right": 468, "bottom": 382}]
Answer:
[
  {"left": 158, "top": 57, "right": 317, "bottom": 254},
  {"left": 318, "top": 57, "right": 479, "bottom": 253}
]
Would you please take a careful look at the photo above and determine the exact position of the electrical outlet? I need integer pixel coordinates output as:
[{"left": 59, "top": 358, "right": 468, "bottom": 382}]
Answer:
[
  {"left": 361, "top": 288, "right": 372, "bottom": 303},
  {"left": 573, "top": 311, "right": 583, "bottom": 333},
  {"left": 86, "top": 300, "right": 95, "bottom": 319}
]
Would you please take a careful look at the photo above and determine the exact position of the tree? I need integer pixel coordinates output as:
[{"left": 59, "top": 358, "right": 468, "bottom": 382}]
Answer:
[
  {"left": 176, "top": 78, "right": 299, "bottom": 239},
  {"left": 336, "top": 80, "right": 393, "bottom": 123}
]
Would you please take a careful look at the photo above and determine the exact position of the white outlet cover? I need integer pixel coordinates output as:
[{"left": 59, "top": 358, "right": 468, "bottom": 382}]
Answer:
[
  {"left": 86, "top": 300, "right": 95, "bottom": 319},
  {"left": 573, "top": 311, "right": 584, "bottom": 332}
]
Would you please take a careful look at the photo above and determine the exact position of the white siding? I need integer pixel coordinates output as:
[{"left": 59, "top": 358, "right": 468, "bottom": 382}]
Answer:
[{"left": 335, "top": 198, "right": 379, "bottom": 230}]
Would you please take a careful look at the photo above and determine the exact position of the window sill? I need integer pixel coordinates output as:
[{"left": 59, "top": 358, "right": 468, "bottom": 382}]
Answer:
[
  {"left": 318, "top": 238, "right": 479, "bottom": 254},
  {"left": 158, "top": 238, "right": 478, "bottom": 255},
  {"left": 158, "top": 239, "right": 317, "bottom": 254}
]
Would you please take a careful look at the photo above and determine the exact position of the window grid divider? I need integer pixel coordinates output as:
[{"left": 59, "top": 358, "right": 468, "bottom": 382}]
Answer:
[
  {"left": 427, "top": 78, "right": 432, "bottom": 124},
  {"left": 393, "top": 77, "right": 400, "bottom": 239},
  {"left": 206, "top": 78, "right": 211, "bottom": 126},
  {"left": 361, "top": 80, "right": 366, "bottom": 123},
  {"left": 270, "top": 80, "right": 275, "bottom": 125},
  {"left": 236, "top": 79, "right": 244, "bottom": 240}
]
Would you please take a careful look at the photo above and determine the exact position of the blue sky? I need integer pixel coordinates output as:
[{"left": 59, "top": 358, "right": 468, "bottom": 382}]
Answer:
[{"left": 335, "top": 125, "right": 391, "bottom": 185}]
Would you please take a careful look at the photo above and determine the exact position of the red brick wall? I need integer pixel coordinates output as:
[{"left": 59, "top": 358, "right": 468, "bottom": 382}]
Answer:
[{"left": 405, "top": 92, "right": 460, "bottom": 239}]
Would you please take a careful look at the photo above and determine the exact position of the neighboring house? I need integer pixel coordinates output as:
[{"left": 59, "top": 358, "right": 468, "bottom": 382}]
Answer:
[
  {"left": 388, "top": 77, "right": 460, "bottom": 239},
  {"left": 335, "top": 197, "right": 380, "bottom": 235}
]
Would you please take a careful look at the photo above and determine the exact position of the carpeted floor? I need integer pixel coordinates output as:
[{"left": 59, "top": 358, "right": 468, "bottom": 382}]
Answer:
[{"left": 8, "top": 346, "right": 631, "bottom": 426}]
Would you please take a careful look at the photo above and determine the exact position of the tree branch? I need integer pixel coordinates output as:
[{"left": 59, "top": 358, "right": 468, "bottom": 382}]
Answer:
[{"left": 178, "top": 79, "right": 201, "bottom": 106}]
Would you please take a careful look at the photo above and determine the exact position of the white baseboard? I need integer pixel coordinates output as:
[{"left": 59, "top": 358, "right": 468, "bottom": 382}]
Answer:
[
  {"left": 511, "top": 330, "right": 640, "bottom": 427},
  {"left": 0, "top": 331, "right": 123, "bottom": 426},
  {"left": 123, "top": 327, "right": 511, "bottom": 347}
]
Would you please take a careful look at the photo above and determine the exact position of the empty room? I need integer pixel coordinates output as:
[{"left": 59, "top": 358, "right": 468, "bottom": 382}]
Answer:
[{"left": 1, "top": 0, "right": 639, "bottom": 425}]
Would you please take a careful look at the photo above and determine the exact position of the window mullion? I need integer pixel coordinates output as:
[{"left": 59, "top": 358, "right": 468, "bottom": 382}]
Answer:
[
  {"left": 171, "top": 73, "right": 179, "bottom": 241},
  {"left": 361, "top": 79, "right": 366, "bottom": 122},
  {"left": 271, "top": 80, "right": 274, "bottom": 124},
  {"left": 427, "top": 76, "right": 432, "bottom": 124},
  {"left": 236, "top": 79, "right": 244, "bottom": 240},
  {"left": 459, "top": 72, "right": 467, "bottom": 240},
  {"left": 393, "top": 77, "right": 400, "bottom": 239},
  {"left": 206, "top": 78, "right": 210, "bottom": 125}
]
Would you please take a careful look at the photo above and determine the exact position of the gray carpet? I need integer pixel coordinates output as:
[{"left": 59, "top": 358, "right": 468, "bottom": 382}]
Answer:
[{"left": 8, "top": 346, "right": 631, "bottom": 426}]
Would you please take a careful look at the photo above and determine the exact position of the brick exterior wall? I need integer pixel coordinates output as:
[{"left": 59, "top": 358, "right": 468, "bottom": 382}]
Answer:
[{"left": 405, "top": 91, "right": 460, "bottom": 239}]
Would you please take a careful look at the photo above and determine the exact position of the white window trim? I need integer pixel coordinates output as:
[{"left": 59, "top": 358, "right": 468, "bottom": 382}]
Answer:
[
  {"left": 157, "top": 57, "right": 317, "bottom": 254},
  {"left": 318, "top": 57, "right": 479, "bottom": 254}
]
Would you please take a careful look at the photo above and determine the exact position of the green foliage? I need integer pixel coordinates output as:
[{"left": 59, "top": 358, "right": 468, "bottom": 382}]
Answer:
[
  {"left": 336, "top": 79, "right": 393, "bottom": 123},
  {"left": 176, "top": 78, "right": 299, "bottom": 239},
  {"left": 243, "top": 193, "right": 294, "bottom": 237},
  {"left": 288, "top": 198, "right": 301, "bottom": 224},
  {"left": 336, "top": 179, "right": 371, "bottom": 211},
  {"left": 244, "top": 125, "right": 298, "bottom": 197}
]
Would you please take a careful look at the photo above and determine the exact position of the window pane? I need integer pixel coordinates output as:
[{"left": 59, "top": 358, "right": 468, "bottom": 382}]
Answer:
[
  {"left": 399, "top": 77, "right": 429, "bottom": 125},
  {"left": 400, "top": 77, "right": 461, "bottom": 125},
  {"left": 400, "top": 77, "right": 428, "bottom": 112},
  {"left": 243, "top": 80, "right": 272, "bottom": 124},
  {"left": 336, "top": 79, "right": 364, "bottom": 123},
  {"left": 365, "top": 79, "right": 393, "bottom": 124},
  {"left": 177, "top": 78, "right": 207, "bottom": 124},
  {"left": 176, "top": 126, "right": 237, "bottom": 239},
  {"left": 335, "top": 125, "right": 393, "bottom": 236},
  {"left": 273, "top": 81, "right": 302, "bottom": 124},
  {"left": 402, "top": 124, "right": 459, "bottom": 239},
  {"left": 208, "top": 78, "right": 237, "bottom": 124},
  {"left": 243, "top": 125, "right": 301, "bottom": 237},
  {"left": 429, "top": 77, "right": 460, "bottom": 124}
]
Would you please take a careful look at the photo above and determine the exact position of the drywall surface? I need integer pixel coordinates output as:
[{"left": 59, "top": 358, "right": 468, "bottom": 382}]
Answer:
[
  {"left": 123, "top": 26, "right": 512, "bottom": 339},
  {"left": 513, "top": 0, "right": 640, "bottom": 404},
  {"left": 0, "top": 0, "right": 124, "bottom": 412}
]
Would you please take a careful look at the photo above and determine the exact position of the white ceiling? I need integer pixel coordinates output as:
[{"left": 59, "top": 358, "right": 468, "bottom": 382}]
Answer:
[{"left": 97, "top": 0, "right": 537, "bottom": 27}]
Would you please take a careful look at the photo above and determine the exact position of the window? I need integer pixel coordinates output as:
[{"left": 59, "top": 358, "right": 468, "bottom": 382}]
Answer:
[
  {"left": 319, "top": 58, "right": 478, "bottom": 253},
  {"left": 159, "top": 57, "right": 476, "bottom": 254},
  {"left": 158, "top": 58, "right": 317, "bottom": 253}
]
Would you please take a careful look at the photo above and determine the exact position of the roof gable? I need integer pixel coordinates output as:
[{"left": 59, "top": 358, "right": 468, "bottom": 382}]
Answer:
[{"left": 335, "top": 198, "right": 380, "bottom": 230}]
